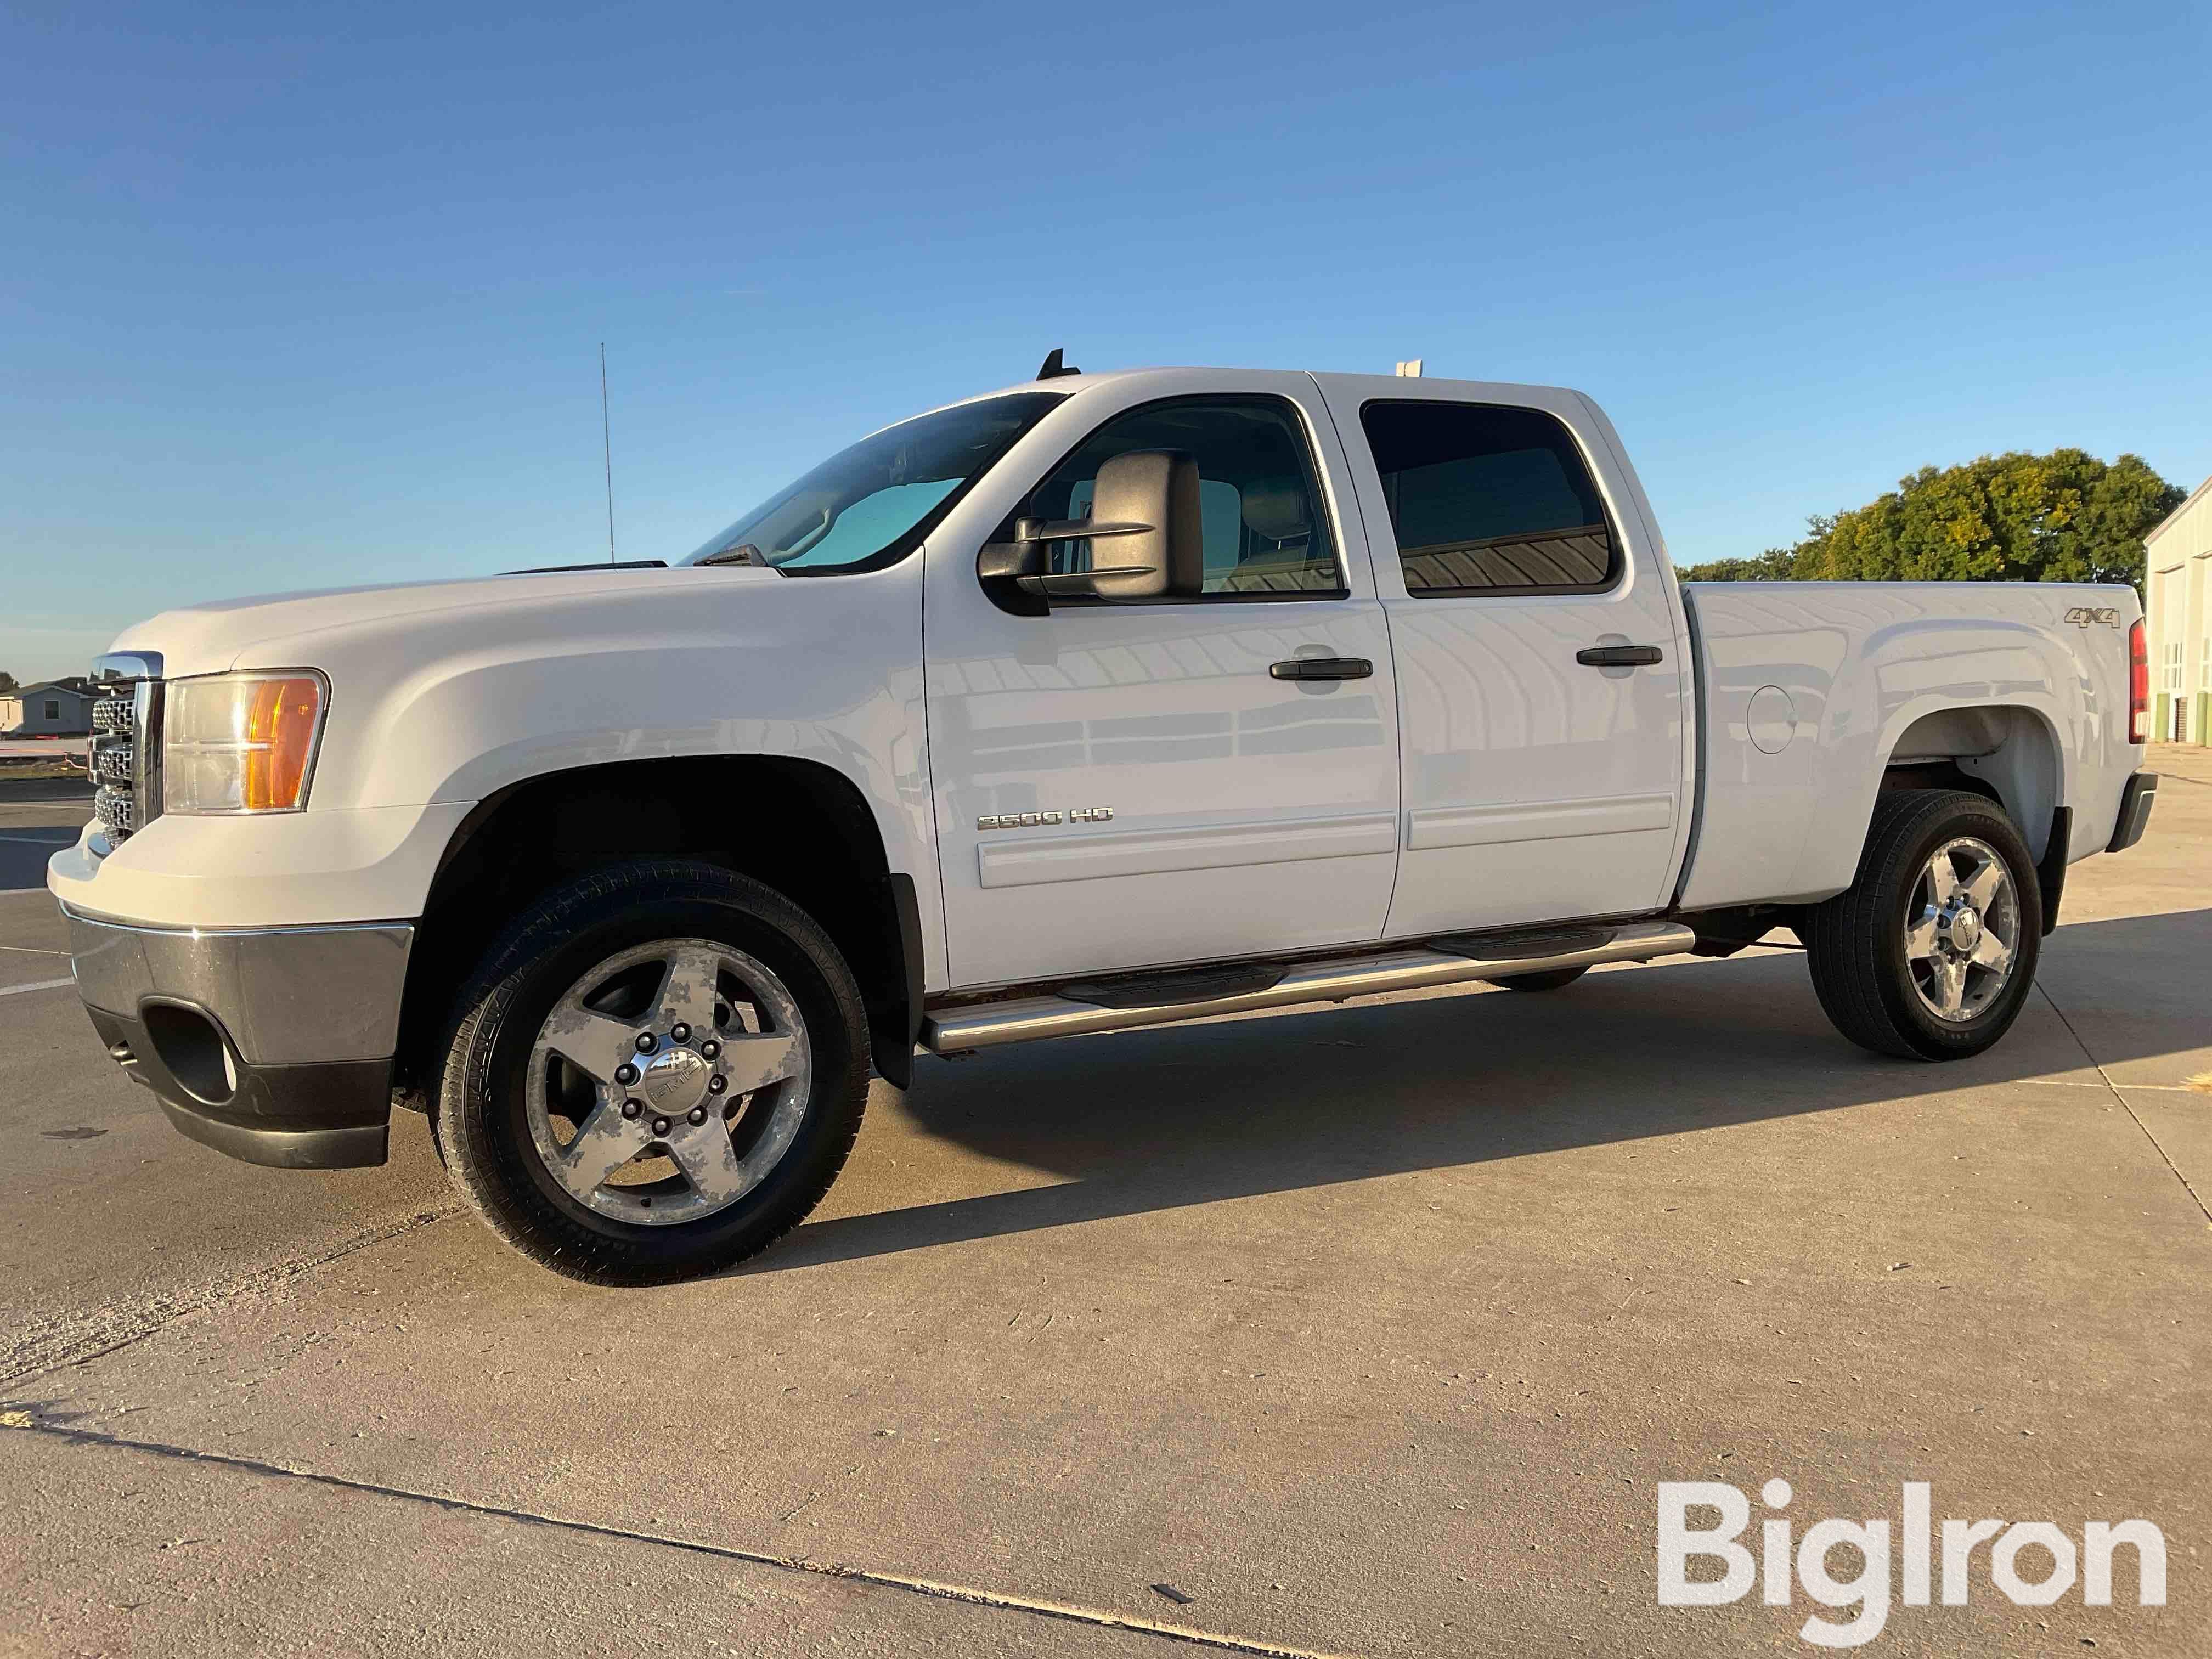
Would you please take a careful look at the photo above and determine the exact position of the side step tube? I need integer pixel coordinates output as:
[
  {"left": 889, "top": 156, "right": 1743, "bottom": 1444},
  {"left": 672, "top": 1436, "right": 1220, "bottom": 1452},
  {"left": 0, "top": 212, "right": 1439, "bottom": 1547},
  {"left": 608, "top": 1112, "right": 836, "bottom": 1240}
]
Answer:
[{"left": 919, "top": 921, "right": 1698, "bottom": 1056}]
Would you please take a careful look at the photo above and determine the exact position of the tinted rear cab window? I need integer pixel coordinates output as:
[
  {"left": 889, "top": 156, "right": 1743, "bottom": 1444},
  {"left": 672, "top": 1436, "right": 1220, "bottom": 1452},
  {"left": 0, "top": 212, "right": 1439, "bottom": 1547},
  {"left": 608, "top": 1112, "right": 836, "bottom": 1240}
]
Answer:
[{"left": 1360, "top": 402, "right": 1618, "bottom": 595}]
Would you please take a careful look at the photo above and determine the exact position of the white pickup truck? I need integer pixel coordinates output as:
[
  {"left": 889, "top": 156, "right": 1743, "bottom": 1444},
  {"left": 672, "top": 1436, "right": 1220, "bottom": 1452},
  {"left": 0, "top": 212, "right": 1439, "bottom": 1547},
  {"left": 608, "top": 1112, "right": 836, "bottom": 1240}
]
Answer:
[{"left": 49, "top": 362, "right": 2159, "bottom": 1283}]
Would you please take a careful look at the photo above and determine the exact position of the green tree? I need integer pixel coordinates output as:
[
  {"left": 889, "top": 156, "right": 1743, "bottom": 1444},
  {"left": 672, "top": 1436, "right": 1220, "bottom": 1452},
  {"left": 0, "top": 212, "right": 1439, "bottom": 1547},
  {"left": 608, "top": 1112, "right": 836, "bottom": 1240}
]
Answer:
[
  {"left": 0, "top": 671, "right": 18, "bottom": 694},
  {"left": 1673, "top": 548, "right": 1800, "bottom": 582},
  {"left": 1680, "top": 450, "right": 2183, "bottom": 590}
]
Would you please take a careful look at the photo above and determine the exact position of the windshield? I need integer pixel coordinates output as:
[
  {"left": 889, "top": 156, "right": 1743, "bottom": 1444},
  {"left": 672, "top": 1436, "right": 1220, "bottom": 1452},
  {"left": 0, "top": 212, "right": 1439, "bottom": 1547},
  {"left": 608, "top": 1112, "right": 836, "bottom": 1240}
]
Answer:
[{"left": 682, "top": 391, "right": 1065, "bottom": 573}]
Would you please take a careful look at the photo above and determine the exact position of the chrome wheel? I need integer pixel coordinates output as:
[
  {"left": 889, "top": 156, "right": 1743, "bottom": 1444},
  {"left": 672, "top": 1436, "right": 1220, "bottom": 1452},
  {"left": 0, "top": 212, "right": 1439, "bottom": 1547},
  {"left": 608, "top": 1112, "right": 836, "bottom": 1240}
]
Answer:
[
  {"left": 525, "top": 938, "right": 812, "bottom": 1226},
  {"left": 1904, "top": 836, "right": 2019, "bottom": 1023}
]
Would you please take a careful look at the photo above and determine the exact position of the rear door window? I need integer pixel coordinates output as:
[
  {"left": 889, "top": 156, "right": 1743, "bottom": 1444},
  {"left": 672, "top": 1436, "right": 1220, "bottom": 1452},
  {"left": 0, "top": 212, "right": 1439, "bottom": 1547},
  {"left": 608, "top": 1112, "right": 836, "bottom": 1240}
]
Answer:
[{"left": 1359, "top": 401, "right": 1618, "bottom": 595}]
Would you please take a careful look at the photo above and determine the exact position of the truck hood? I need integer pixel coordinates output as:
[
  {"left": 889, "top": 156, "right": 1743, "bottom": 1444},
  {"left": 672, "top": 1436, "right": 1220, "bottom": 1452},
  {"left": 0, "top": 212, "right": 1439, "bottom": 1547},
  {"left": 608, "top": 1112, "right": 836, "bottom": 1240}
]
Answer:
[{"left": 109, "top": 565, "right": 782, "bottom": 680}]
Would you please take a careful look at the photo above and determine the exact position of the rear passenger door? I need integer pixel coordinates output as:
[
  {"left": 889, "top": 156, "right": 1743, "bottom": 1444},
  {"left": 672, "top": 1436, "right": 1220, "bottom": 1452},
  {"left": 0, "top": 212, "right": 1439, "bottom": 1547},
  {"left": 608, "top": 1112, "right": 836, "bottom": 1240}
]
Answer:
[{"left": 1316, "top": 380, "right": 1691, "bottom": 937}]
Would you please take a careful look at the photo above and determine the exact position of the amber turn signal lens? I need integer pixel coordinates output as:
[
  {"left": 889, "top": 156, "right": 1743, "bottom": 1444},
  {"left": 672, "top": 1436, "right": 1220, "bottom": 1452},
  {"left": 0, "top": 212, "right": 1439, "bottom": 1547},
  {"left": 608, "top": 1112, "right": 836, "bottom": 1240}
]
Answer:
[
  {"left": 241, "top": 676, "right": 323, "bottom": 810},
  {"left": 162, "top": 670, "right": 330, "bottom": 815}
]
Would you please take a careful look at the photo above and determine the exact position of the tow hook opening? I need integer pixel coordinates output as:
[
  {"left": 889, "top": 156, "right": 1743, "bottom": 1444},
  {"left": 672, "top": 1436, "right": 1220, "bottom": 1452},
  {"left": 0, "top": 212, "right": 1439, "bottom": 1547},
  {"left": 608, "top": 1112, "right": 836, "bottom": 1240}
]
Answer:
[{"left": 139, "top": 1001, "right": 241, "bottom": 1106}]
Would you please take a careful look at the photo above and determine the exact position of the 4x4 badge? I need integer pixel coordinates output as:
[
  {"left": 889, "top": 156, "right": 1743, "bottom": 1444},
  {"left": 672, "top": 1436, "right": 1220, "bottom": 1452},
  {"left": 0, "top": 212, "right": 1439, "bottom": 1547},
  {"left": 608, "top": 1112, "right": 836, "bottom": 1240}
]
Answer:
[{"left": 2062, "top": 606, "right": 2120, "bottom": 628}]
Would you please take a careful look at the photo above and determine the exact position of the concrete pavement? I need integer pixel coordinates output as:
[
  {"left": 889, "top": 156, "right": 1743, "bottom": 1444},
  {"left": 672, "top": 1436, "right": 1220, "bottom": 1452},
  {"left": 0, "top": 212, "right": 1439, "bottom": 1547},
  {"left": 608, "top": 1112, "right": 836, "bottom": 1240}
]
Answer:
[
  {"left": 0, "top": 792, "right": 459, "bottom": 1386},
  {"left": 3, "top": 761, "right": 2206, "bottom": 1656}
]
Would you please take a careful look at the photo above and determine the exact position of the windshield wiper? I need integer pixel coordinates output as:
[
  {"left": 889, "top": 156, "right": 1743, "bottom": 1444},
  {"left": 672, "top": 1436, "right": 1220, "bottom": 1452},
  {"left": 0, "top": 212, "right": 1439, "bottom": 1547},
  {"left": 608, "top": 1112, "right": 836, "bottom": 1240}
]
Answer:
[{"left": 695, "top": 544, "right": 780, "bottom": 569}]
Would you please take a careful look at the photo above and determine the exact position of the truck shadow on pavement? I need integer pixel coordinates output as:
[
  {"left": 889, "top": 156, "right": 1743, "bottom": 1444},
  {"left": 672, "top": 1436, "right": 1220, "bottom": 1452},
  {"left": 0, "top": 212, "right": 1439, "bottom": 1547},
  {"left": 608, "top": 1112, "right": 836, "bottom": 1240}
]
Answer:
[{"left": 754, "top": 907, "right": 2212, "bottom": 1274}]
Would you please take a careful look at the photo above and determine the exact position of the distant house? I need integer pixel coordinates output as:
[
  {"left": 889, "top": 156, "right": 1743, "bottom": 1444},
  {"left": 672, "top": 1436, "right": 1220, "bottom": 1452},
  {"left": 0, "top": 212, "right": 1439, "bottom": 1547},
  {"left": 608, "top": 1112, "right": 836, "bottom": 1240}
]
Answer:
[{"left": 0, "top": 676, "right": 97, "bottom": 737}]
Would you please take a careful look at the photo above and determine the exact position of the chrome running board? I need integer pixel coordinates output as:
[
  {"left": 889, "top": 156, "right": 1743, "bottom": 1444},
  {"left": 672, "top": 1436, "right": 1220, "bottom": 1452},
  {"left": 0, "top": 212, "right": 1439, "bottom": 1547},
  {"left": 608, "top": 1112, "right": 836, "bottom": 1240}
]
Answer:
[{"left": 919, "top": 920, "right": 1698, "bottom": 1056}]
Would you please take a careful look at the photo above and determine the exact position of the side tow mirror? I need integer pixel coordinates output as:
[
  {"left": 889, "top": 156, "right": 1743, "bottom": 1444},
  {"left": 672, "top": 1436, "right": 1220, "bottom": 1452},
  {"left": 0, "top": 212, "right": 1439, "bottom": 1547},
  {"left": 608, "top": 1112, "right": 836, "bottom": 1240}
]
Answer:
[{"left": 977, "top": 449, "right": 1204, "bottom": 610}]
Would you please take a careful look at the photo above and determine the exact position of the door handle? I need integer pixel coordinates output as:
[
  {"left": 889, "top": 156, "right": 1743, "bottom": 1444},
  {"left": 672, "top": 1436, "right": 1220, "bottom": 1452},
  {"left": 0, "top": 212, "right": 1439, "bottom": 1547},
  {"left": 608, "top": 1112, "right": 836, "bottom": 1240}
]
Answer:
[
  {"left": 1576, "top": 645, "right": 1664, "bottom": 668},
  {"left": 1269, "top": 657, "right": 1374, "bottom": 681}
]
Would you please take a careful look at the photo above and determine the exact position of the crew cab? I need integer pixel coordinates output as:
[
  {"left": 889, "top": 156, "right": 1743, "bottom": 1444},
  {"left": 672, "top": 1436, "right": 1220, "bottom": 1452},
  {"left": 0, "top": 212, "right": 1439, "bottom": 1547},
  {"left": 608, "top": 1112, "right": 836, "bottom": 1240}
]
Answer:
[{"left": 48, "top": 362, "right": 2159, "bottom": 1282}]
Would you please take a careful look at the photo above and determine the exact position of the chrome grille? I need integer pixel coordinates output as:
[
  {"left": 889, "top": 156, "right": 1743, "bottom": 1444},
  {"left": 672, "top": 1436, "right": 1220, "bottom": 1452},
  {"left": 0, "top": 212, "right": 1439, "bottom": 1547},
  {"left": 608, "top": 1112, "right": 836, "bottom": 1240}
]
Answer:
[
  {"left": 87, "top": 655, "right": 163, "bottom": 844},
  {"left": 93, "top": 781, "right": 137, "bottom": 838}
]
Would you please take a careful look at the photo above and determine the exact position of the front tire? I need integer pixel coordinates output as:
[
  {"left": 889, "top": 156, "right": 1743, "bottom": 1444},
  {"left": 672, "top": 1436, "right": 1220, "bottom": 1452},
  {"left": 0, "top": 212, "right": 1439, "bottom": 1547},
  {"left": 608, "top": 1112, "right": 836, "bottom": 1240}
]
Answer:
[
  {"left": 1804, "top": 789, "right": 2041, "bottom": 1061},
  {"left": 434, "top": 860, "right": 870, "bottom": 1284}
]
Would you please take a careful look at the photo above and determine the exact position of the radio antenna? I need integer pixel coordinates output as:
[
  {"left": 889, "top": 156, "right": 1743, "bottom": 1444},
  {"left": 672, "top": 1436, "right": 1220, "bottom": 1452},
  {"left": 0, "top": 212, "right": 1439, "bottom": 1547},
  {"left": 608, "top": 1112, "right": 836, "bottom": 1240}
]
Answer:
[{"left": 600, "top": 342, "right": 616, "bottom": 561}]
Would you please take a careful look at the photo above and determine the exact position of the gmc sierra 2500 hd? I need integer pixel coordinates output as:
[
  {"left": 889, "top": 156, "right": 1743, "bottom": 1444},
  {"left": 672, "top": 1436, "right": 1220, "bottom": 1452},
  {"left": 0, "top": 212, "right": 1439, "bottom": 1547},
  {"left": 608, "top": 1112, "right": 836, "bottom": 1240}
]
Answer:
[{"left": 50, "top": 362, "right": 2158, "bottom": 1283}]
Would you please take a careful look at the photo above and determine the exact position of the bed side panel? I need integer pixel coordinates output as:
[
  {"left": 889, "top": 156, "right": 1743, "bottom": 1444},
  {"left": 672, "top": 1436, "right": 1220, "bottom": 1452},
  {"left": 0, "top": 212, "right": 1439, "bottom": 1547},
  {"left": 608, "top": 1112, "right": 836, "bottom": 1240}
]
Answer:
[{"left": 1678, "top": 581, "right": 2134, "bottom": 911}]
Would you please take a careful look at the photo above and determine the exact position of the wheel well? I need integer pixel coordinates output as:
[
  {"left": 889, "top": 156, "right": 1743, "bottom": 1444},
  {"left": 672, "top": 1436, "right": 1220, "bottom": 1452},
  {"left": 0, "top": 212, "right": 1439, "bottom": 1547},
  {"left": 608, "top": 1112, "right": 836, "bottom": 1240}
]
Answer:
[
  {"left": 391, "top": 757, "right": 917, "bottom": 1104},
  {"left": 1881, "top": 706, "right": 2062, "bottom": 861},
  {"left": 1881, "top": 758, "right": 2000, "bottom": 802}
]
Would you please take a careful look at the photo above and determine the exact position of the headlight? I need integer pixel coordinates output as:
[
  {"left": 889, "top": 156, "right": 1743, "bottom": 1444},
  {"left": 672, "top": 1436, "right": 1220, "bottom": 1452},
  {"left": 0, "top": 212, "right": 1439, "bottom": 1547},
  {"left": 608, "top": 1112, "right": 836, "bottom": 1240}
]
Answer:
[{"left": 162, "top": 671, "right": 329, "bottom": 814}]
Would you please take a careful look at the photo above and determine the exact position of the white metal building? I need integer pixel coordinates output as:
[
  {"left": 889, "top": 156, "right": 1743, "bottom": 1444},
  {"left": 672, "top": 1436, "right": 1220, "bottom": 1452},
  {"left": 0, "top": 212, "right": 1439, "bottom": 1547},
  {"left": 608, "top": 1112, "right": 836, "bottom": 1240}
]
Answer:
[{"left": 2144, "top": 474, "right": 2211, "bottom": 746}]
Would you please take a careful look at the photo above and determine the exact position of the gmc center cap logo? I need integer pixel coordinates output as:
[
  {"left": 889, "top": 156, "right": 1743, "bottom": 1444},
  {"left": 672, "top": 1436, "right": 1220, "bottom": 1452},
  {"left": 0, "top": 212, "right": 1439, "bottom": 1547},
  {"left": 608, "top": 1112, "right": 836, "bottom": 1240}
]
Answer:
[{"left": 640, "top": 1047, "right": 711, "bottom": 1113}]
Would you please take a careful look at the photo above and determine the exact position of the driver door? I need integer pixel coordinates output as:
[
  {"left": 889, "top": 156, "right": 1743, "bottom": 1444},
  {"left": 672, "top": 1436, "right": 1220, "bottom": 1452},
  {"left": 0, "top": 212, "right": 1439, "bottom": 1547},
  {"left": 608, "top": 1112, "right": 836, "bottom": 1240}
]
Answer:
[{"left": 924, "top": 376, "right": 1402, "bottom": 990}]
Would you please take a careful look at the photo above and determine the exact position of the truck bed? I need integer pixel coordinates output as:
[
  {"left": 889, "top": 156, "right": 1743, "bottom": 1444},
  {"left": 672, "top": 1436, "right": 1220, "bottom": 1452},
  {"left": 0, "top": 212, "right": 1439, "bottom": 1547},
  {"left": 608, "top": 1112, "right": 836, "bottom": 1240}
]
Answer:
[{"left": 1677, "top": 580, "right": 2141, "bottom": 911}]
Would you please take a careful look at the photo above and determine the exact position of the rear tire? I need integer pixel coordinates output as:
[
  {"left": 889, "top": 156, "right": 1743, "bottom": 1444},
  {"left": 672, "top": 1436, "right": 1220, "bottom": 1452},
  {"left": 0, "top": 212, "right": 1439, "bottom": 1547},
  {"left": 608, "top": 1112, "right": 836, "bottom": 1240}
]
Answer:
[
  {"left": 433, "top": 859, "right": 870, "bottom": 1284},
  {"left": 1804, "top": 789, "right": 2041, "bottom": 1061},
  {"left": 1484, "top": 965, "right": 1592, "bottom": 992}
]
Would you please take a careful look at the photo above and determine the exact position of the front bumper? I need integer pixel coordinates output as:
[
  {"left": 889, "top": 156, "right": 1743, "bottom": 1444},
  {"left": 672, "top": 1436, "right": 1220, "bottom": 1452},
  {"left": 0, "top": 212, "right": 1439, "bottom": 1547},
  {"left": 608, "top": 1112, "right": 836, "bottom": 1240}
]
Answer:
[{"left": 63, "top": 907, "right": 414, "bottom": 1169}]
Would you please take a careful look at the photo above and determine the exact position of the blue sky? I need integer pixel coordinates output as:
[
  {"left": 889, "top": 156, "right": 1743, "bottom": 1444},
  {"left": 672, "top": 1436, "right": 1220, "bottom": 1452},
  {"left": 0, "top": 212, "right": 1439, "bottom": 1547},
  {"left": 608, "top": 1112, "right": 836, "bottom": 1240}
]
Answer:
[{"left": 4, "top": 0, "right": 2207, "bottom": 684}]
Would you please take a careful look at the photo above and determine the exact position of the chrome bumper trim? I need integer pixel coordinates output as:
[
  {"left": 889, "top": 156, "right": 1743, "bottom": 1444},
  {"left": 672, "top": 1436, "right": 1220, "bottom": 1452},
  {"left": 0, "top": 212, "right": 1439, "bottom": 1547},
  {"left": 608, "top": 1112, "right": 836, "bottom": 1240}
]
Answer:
[
  {"left": 58, "top": 904, "right": 415, "bottom": 939},
  {"left": 65, "top": 909, "right": 415, "bottom": 1066}
]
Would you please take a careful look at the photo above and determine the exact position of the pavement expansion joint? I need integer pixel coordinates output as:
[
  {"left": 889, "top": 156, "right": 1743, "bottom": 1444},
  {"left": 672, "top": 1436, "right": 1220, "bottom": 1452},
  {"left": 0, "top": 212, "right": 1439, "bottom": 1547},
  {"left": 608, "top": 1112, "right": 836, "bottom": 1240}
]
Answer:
[
  {"left": 1, "top": 1417, "right": 1363, "bottom": 1659},
  {"left": 2036, "top": 984, "right": 2212, "bottom": 1226}
]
